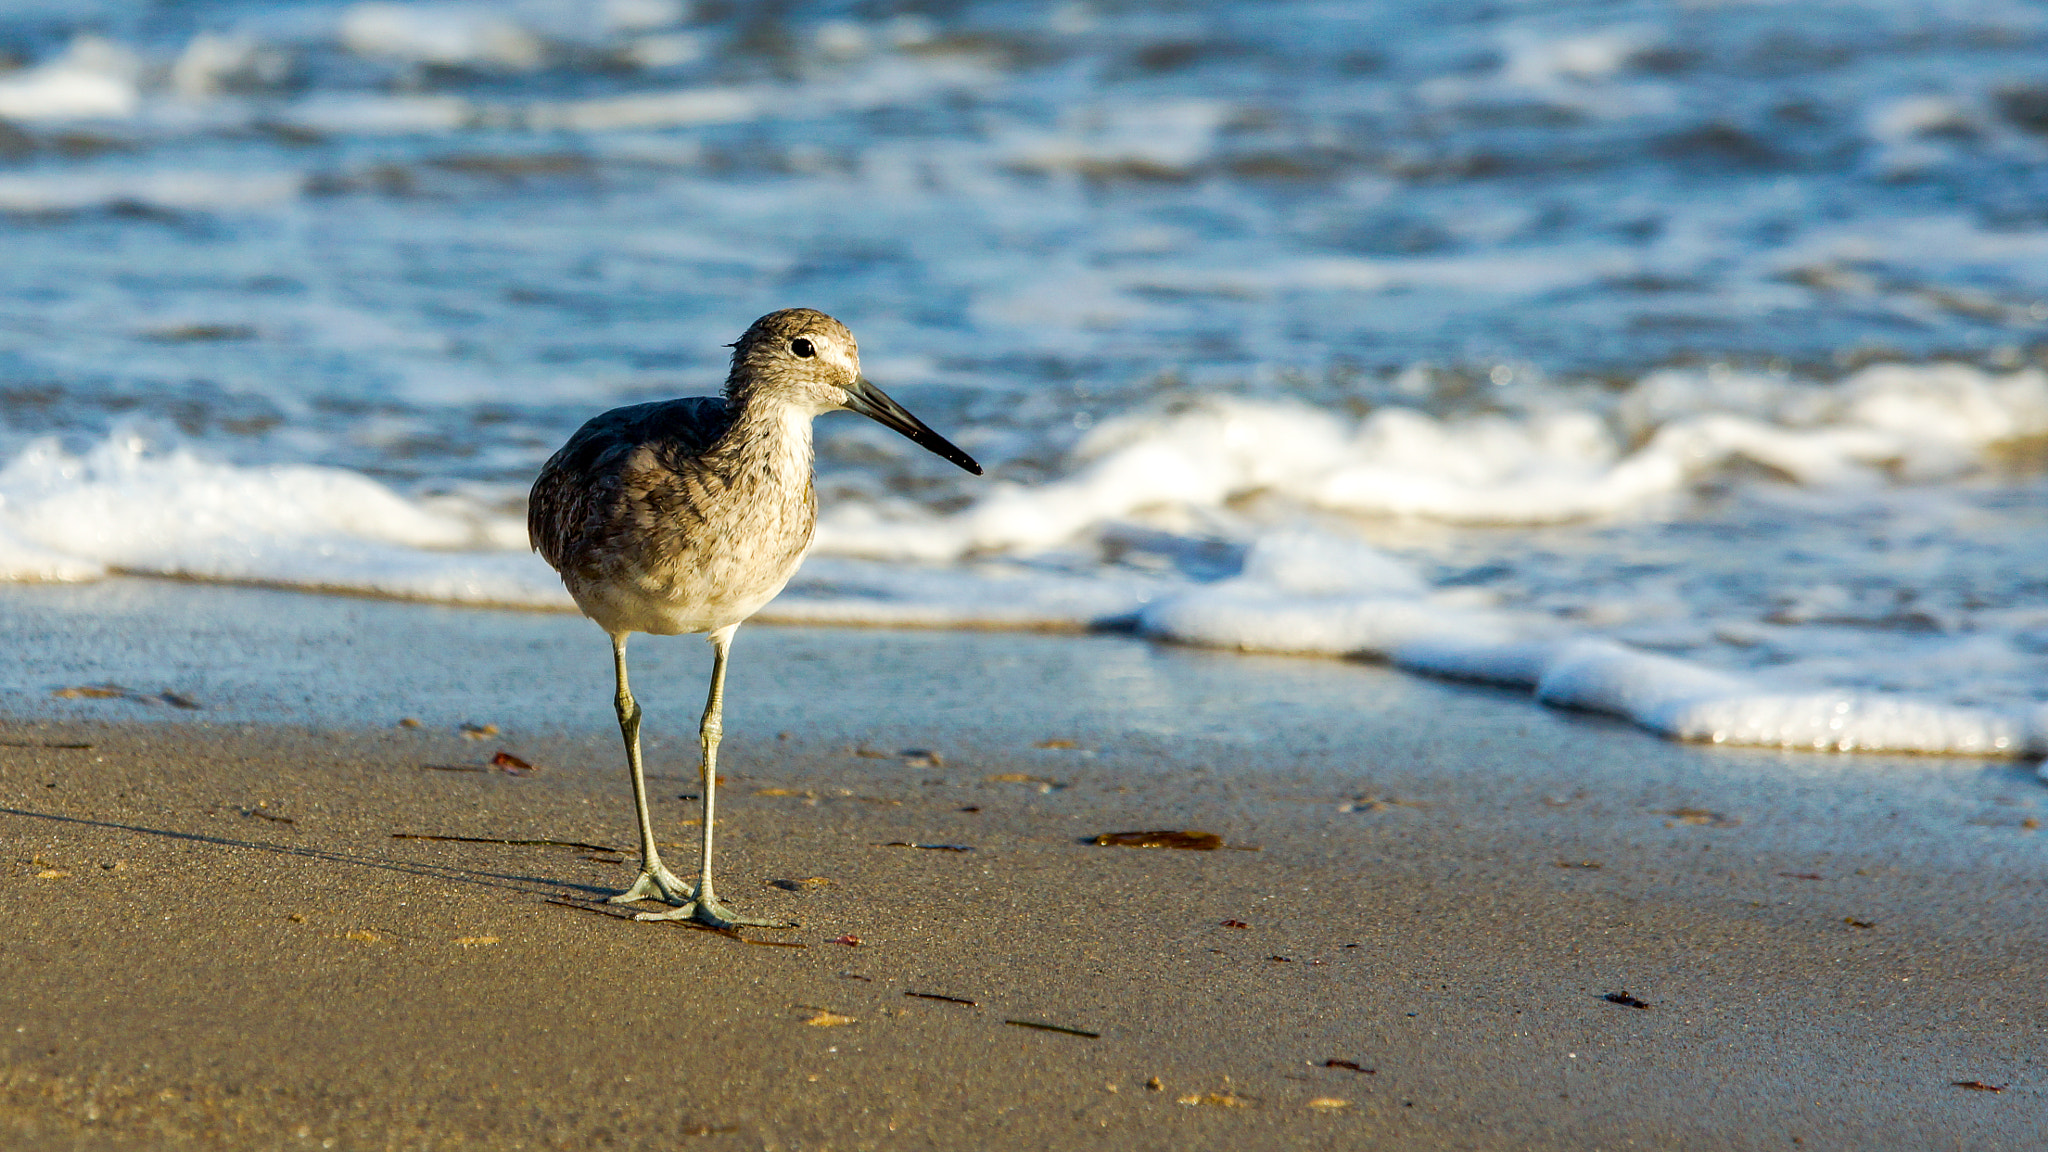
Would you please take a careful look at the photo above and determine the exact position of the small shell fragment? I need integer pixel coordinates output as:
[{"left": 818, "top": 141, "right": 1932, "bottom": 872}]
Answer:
[{"left": 1178, "top": 1092, "right": 1254, "bottom": 1108}]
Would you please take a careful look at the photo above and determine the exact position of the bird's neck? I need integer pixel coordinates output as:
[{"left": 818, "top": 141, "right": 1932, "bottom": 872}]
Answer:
[{"left": 714, "top": 399, "right": 816, "bottom": 492}]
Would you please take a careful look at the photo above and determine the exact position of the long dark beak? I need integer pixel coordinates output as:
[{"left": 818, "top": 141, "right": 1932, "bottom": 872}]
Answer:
[{"left": 842, "top": 376, "right": 983, "bottom": 475}]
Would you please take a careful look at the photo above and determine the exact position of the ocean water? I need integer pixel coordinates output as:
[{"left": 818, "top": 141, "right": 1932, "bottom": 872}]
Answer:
[{"left": 2, "top": 0, "right": 2047, "bottom": 757}]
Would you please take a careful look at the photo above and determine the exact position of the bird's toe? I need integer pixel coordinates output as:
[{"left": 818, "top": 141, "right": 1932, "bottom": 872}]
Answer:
[{"left": 607, "top": 865, "right": 694, "bottom": 907}]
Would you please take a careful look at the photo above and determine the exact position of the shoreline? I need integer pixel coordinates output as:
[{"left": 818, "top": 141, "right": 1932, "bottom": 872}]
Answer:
[{"left": 5, "top": 574, "right": 2044, "bottom": 765}]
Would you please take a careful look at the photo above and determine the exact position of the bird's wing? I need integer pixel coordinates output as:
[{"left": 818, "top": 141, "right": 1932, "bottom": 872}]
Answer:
[
  {"left": 528, "top": 396, "right": 732, "bottom": 566},
  {"left": 621, "top": 395, "right": 737, "bottom": 457}
]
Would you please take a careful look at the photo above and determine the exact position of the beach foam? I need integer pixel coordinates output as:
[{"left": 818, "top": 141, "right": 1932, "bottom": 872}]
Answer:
[
  {"left": 1139, "top": 544, "right": 2042, "bottom": 757},
  {"left": 5, "top": 364, "right": 2044, "bottom": 758},
  {"left": 0, "top": 431, "right": 559, "bottom": 607},
  {"left": 818, "top": 363, "right": 2048, "bottom": 562}
]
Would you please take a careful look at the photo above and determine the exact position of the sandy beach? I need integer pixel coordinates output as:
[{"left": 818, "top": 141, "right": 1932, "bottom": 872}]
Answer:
[{"left": 0, "top": 579, "right": 2040, "bottom": 1150}]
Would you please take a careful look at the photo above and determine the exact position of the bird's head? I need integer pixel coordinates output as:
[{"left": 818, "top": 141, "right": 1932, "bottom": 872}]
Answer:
[{"left": 726, "top": 308, "right": 982, "bottom": 475}]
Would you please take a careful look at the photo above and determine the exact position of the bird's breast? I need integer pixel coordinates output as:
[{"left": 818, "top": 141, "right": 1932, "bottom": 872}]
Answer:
[{"left": 566, "top": 462, "right": 816, "bottom": 637}]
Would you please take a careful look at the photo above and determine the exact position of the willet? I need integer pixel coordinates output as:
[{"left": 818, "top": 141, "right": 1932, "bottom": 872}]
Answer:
[{"left": 529, "top": 308, "right": 982, "bottom": 927}]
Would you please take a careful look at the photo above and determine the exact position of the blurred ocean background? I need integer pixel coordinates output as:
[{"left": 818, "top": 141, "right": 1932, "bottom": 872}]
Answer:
[{"left": 2, "top": 0, "right": 2048, "bottom": 755}]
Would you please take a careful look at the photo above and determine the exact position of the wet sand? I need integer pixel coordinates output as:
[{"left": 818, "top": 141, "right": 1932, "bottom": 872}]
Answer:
[{"left": 0, "top": 580, "right": 2042, "bottom": 1150}]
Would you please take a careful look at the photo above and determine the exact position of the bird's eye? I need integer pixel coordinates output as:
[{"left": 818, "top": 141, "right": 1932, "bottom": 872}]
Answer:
[{"left": 789, "top": 337, "right": 815, "bottom": 358}]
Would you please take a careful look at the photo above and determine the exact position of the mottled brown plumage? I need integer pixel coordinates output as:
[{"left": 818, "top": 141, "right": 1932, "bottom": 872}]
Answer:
[{"left": 528, "top": 309, "right": 980, "bottom": 927}]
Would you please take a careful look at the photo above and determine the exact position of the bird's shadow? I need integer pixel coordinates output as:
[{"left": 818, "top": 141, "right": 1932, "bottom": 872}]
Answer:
[{"left": 0, "top": 805, "right": 618, "bottom": 900}]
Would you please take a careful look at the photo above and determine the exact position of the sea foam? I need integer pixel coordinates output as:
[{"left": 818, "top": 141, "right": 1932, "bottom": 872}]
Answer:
[
  {"left": 0, "top": 432, "right": 558, "bottom": 606},
  {"left": 818, "top": 363, "right": 2048, "bottom": 560},
  {"left": 5, "top": 359, "right": 2044, "bottom": 758},
  {"left": 0, "top": 36, "right": 139, "bottom": 121}
]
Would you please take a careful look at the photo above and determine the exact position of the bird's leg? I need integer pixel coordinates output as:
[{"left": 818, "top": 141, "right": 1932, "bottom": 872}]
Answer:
[
  {"left": 605, "top": 633, "right": 693, "bottom": 908},
  {"left": 635, "top": 624, "right": 794, "bottom": 928}
]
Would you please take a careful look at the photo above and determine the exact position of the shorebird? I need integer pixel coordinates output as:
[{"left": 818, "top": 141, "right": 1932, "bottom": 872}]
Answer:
[{"left": 529, "top": 309, "right": 981, "bottom": 927}]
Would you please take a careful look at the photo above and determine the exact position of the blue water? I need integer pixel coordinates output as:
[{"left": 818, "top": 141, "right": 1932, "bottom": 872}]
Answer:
[{"left": 0, "top": 1, "right": 2044, "bottom": 486}]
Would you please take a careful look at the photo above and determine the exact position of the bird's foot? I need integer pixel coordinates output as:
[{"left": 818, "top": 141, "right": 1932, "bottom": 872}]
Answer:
[
  {"left": 632, "top": 885, "right": 796, "bottom": 929},
  {"left": 606, "top": 861, "right": 694, "bottom": 908}
]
